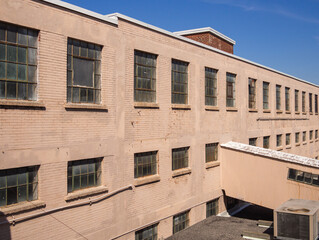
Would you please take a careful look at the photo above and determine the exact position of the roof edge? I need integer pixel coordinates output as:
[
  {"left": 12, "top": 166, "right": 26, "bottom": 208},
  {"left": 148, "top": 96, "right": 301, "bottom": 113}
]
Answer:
[{"left": 174, "top": 27, "right": 236, "bottom": 45}]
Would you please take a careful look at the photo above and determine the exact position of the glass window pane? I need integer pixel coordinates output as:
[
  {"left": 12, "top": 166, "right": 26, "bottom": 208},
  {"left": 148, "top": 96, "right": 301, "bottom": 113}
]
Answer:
[
  {"left": 7, "top": 63, "right": 17, "bottom": 80},
  {"left": 18, "top": 47, "right": 27, "bottom": 63},
  {"left": 73, "top": 176, "right": 80, "bottom": 191},
  {"left": 67, "top": 177, "right": 72, "bottom": 193},
  {"left": 88, "top": 89, "right": 94, "bottom": 103},
  {"left": 28, "top": 29, "right": 38, "bottom": 48},
  {"left": 88, "top": 174, "right": 95, "bottom": 187},
  {"left": 72, "top": 87, "right": 80, "bottom": 103},
  {"left": 0, "top": 173, "right": 5, "bottom": 188},
  {"left": 28, "top": 48, "right": 37, "bottom": 65},
  {"left": 18, "top": 185, "right": 27, "bottom": 202},
  {"left": 27, "top": 83, "right": 36, "bottom": 100},
  {"left": 7, "top": 45, "right": 17, "bottom": 62},
  {"left": 73, "top": 57, "right": 94, "bottom": 87},
  {"left": 81, "top": 175, "right": 87, "bottom": 188},
  {"left": 18, "top": 64, "right": 27, "bottom": 80},
  {"left": 73, "top": 165, "right": 80, "bottom": 175},
  {"left": 0, "top": 26, "right": 5, "bottom": 41},
  {"left": 0, "top": 62, "right": 5, "bottom": 79},
  {"left": 0, "top": 81, "right": 4, "bottom": 99},
  {"left": 18, "top": 27, "right": 28, "bottom": 45},
  {"left": 7, "top": 81, "right": 17, "bottom": 99},
  {"left": 17, "top": 172, "right": 27, "bottom": 185},
  {"left": 80, "top": 88, "right": 87, "bottom": 102},
  {"left": 0, "top": 43, "right": 5, "bottom": 61},
  {"left": 28, "top": 65, "right": 37, "bottom": 83},
  {"left": 29, "top": 183, "right": 37, "bottom": 201},
  {"left": 7, "top": 27, "right": 17, "bottom": 43},
  {"left": 7, "top": 187, "right": 17, "bottom": 205},
  {"left": 0, "top": 189, "right": 6, "bottom": 206}
]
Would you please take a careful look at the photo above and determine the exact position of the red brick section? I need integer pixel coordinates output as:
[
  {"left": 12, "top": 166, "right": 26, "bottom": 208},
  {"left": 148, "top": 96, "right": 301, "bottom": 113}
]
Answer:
[{"left": 183, "top": 32, "right": 234, "bottom": 54}]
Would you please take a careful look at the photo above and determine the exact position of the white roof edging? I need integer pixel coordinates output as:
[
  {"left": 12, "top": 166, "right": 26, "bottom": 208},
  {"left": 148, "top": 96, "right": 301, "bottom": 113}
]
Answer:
[
  {"left": 174, "top": 27, "right": 236, "bottom": 45},
  {"left": 221, "top": 141, "right": 319, "bottom": 168}
]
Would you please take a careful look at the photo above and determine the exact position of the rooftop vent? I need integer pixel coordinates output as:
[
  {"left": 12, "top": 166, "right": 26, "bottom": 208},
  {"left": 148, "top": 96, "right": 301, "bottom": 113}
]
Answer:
[{"left": 274, "top": 199, "right": 319, "bottom": 240}]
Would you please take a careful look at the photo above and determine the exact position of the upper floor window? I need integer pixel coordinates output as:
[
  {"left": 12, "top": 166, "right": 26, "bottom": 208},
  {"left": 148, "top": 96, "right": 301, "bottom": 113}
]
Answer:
[
  {"left": 205, "top": 143, "right": 218, "bottom": 162},
  {"left": 134, "top": 50, "right": 157, "bottom": 103},
  {"left": 206, "top": 198, "right": 219, "bottom": 218},
  {"left": 263, "top": 136, "right": 270, "bottom": 149},
  {"left": 263, "top": 82, "right": 269, "bottom": 110},
  {"left": 226, "top": 73, "right": 236, "bottom": 107},
  {"left": 249, "top": 138, "right": 257, "bottom": 146},
  {"left": 67, "top": 38, "right": 101, "bottom": 104},
  {"left": 302, "top": 91, "right": 306, "bottom": 112},
  {"left": 248, "top": 78, "right": 256, "bottom": 109},
  {"left": 0, "top": 22, "right": 38, "bottom": 100},
  {"left": 171, "top": 59, "right": 188, "bottom": 104},
  {"left": 315, "top": 130, "right": 318, "bottom": 140},
  {"left": 67, "top": 158, "right": 101, "bottom": 193},
  {"left": 310, "top": 130, "right": 313, "bottom": 141},
  {"left": 0, "top": 166, "right": 38, "bottom": 207},
  {"left": 173, "top": 211, "right": 189, "bottom": 234},
  {"left": 205, "top": 67, "right": 217, "bottom": 106},
  {"left": 276, "top": 85, "right": 281, "bottom": 110},
  {"left": 303, "top": 131, "right": 306, "bottom": 142},
  {"left": 295, "top": 132, "right": 300, "bottom": 144},
  {"left": 276, "top": 134, "right": 282, "bottom": 147},
  {"left": 134, "top": 151, "right": 157, "bottom": 178},
  {"left": 309, "top": 93, "right": 313, "bottom": 113},
  {"left": 295, "top": 90, "right": 299, "bottom": 112},
  {"left": 135, "top": 224, "right": 158, "bottom": 240},
  {"left": 315, "top": 94, "right": 318, "bottom": 114},
  {"left": 285, "top": 87, "right": 290, "bottom": 111},
  {"left": 172, "top": 147, "right": 189, "bottom": 171},
  {"left": 286, "top": 133, "right": 291, "bottom": 146}
]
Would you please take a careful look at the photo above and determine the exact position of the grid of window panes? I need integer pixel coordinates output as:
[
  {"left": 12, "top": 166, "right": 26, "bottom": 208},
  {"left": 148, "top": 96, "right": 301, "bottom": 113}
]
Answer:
[
  {"left": 285, "top": 87, "right": 290, "bottom": 111},
  {"left": 303, "top": 131, "right": 306, "bottom": 142},
  {"left": 286, "top": 133, "right": 291, "bottom": 146},
  {"left": 206, "top": 199, "right": 219, "bottom": 218},
  {"left": 0, "top": 22, "right": 38, "bottom": 100},
  {"left": 67, "top": 158, "right": 101, "bottom": 193},
  {"left": 135, "top": 224, "right": 158, "bottom": 240},
  {"left": 276, "top": 85, "right": 281, "bottom": 110},
  {"left": 134, "top": 50, "right": 157, "bottom": 103},
  {"left": 226, "top": 73, "right": 236, "bottom": 107},
  {"left": 67, "top": 38, "right": 101, "bottom": 104},
  {"left": 0, "top": 166, "right": 38, "bottom": 207},
  {"left": 248, "top": 78, "right": 256, "bottom": 109},
  {"left": 295, "top": 132, "right": 300, "bottom": 144},
  {"left": 263, "top": 82, "right": 269, "bottom": 110},
  {"left": 205, "top": 143, "right": 218, "bottom": 162},
  {"left": 315, "top": 95, "right": 318, "bottom": 114},
  {"left": 134, "top": 151, "right": 157, "bottom": 178},
  {"left": 173, "top": 211, "right": 189, "bottom": 234},
  {"left": 249, "top": 138, "right": 257, "bottom": 146},
  {"left": 295, "top": 90, "right": 299, "bottom": 112},
  {"left": 276, "top": 134, "right": 282, "bottom": 147},
  {"left": 302, "top": 91, "right": 306, "bottom": 112},
  {"left": 288, "top": 168, "right": 319, "bottom": 187},
  {"left": 172, "top": 147, "right": 189, "bottom": 170},
  {"left": 309, "top": 93, "right": 313, "bottom": 113},
  {"left": 205, "top": 67, "right": 217, "bottom": 106},
  {"left": 263, "top": 136, "right": 270, "bottom": 149},
  {"left": 171, "top": 59, "right": 188, "bottom": 104},
  {"left": 316, "top": 130, "right": 318, "bottom": 140},
  {"left": 310, "top": 130, "right": 313, "bottom": 141}
]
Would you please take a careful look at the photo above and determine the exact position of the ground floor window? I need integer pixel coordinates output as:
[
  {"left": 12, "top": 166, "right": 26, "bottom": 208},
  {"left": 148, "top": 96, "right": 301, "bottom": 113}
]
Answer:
[
  {"left": 173, "top": 211, "right": 189, "bottom": 234},
  {"left": 135, "top": 224, "right": 158, "bottom": 240},
  {"left": 206, "top": 198, "right": 219, "bottom": 218}
]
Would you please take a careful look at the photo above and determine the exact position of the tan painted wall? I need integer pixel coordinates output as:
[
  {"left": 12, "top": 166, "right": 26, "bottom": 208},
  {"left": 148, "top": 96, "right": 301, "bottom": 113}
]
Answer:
[{"left": 0, "top": 0, "right": 318, "bottom": 239}]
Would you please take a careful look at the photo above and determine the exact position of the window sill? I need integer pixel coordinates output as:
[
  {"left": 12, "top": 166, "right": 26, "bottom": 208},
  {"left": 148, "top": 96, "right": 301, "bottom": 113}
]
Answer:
[
  {"left": 295, "top": 143, "right": 300, "bottom": 146},
  {"left": 0, "top": 100, "right": 46, "bottom": 110},
  {"left": 303, "top": 142, "right": 307, "bottom": 145},
  {"left": 134, "top": 175, "right": 160, "bottom": 187},
  {"left": 226, "top": 107, "right": 238, "bottom": 112},
  {"left": 65, "top": 186, "right": 108, "bottom": 202},
  {"left": 310, "top": 140, "right": 314, "bottom": 143},
  {"left": 310, "top": 112, "right": 313, "bottom": 115},
  {"left": 286, "top": 146, "right": 292, "bottom": 149},
  {"left": 0, "top": 200, "right": 46, "bottom": 216},
  {"left": 172, "top": 168, "right": 191, "bottom": 178},
  {"left": 315, "top": 139, "right": 319, "bottom": 142},
  {"left": 171, "top": 104, "right": 191, "bottom": 110},
  {"left": 277, "top": 146, "right": 283, "bottom": 151},
  {"left": 276, "top": 110, "right": 283, "bottom": 114},
  {"left": 295, "top": 111, "right": 300, "bottom": 115},
  {"left": 205, "top": 106, "right": 219, "bottom": 111},
  {"left": 205, "top": 161, "right": 220, "bottom": 169},
  {"left": 64, "top": 103, "right": 108, "bottom": 112},
  {"left": 285, "top": 111, "right": 291, "bottom": 114},
  {"left": 316, "top": 113, "right": 318, "bottom": 115},
  {"left": 134, "top": 102, "right": 159, "bottom": 109},
  {"left": 248, "top": 109, "right": 258, "bottom": 113},
  {"left": 302, "top": 112, "right": 307, "bottom": 115},
  {"left": 263, "top": 109, "right": 271, "bottom": 113}
]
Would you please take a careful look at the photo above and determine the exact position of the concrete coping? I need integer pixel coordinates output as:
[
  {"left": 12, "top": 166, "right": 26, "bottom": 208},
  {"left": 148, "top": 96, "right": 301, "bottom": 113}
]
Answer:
[
  {"left": 171, "top": 104, "right": 191, "bottom": 110},
  {"left": 134, "top": 175, "right": 160, "bottom": 187},
  {"left": 0, "top": 100, "right": 46, "bottom": 109},
  {"left": 221, "top": 141, "right": 319, "bottom": 168},
  {"left": 64, "top": 103, "right": 108, "bottom": 111},
  {"left": 64, "top": 186, "right": 109, "bottom": 201},
  {"left": 205, "top": 161, "right": 220, "bottom": 169},
  {"left": 172, "top": 168, "right": 192, "bottom": 178},
  {"left": 134, "top": 102, "right": 160, "bottom": 109},
  {"left": 0, "top": 200, "right": 46, "bottom": 216}
]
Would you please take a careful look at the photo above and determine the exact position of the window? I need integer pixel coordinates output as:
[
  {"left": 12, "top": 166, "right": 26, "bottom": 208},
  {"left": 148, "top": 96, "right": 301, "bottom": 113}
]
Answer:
[
  {"left": 276, "top": 134, "right": 282, "bottom": 147},
  {"left": 295, "top": 132, "right": 300, "bottom": 144},
  {"left": 171, "top": 59, "right": 188, "bottom": 104},
  {"left": 134, "top": 50, "right": 157, "bottom": 103},
  {"left": 288, "top": 168, "right": 319, "bottom": 187},
  {"left": 276, "top": 85, "right": 281, "bottom": 110},
  {"left": 309, "top": 93, "right": 313, "bottom": 113},
  {"left": 67, "top": 38, "right": 101, "bottom": 104},
  {"left": 0, "top": 166, "right": 38, "bottom": 207},
  {"left": 249, "top": 138, "right": 257, "bottom": 146},
  {"left": 0, "top": 22, "right": 38, "bottom": 100},
  {"left": 303, "top": 131, "right": 307, "bottom": 142},
  {"left": 206, "top": 198, "right": 219, "bottom": 218},
  {"left": 67, "top": 158, "right": 101, "bottom": 193},
  {"left": 135, "top": 224, "right": 158, "bottom": 240},
  {"left": 226, "top": 73, "right": 236, "bottom": 107},
  {"left": 315, "top": 130, "right": 318, "bottom": 139},
  {"left": 248, "top": 78, "right": 256, "bottom": 109},
  {"left": 315, "top": 95, "right": 318, "bottom": 114},
  {"left": 205, "top": 143, "right": 218, "bottom": 162},
  {"left": 285, "top": 87, "right": 290, "bottom": 111},
  {"left": 286, "top": 133, "right": 291, "bottom": 146},
  {"left": 302, "top": 91, "right": 306, "bottom": 112},
  {"left": 263, "top": 136, "right": 270, "bottom": 149},
  {"left": 134, "top": 151, "right": 157, "bottom": 178},
  {"left": 173, "top": 211, "right": 189, "bottom": 234},
  {"left": 172, "top": 147, "right": 189, "bottom": 170},
  {"left": 295, "top": 90, "right": 299, "bottom": 112},
  {"left": 263, "top": 82, "right": 269, "bottom": 110},
  {"left": 310, "top": 130, "right": 313, "bottom": 141},
  {"left": 205, "top": 67, "right": 217, "bottom": 106}
]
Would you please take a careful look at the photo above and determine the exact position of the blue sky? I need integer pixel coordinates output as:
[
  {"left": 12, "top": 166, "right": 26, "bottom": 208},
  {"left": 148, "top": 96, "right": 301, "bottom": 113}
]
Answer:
[{"left": 65, "top": 0, "right": 319, "bottom": 84}]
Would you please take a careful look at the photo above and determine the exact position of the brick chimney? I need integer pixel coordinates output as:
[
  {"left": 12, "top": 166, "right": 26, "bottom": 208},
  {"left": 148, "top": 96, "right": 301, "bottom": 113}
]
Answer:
[{"left": 174, "top": 27, "right": 235, "bottom": 54}]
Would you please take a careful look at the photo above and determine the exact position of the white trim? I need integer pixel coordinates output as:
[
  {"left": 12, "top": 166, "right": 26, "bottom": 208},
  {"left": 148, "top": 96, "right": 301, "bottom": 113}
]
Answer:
[
  {"left": 39, "top": 0, "right": 118, "bottom": 25},
  {"left": 174, "top": 27, "right": 236, "bottom": 45},
  {"left": 107, "top": 12, "right": 318, "bottom": 88}
]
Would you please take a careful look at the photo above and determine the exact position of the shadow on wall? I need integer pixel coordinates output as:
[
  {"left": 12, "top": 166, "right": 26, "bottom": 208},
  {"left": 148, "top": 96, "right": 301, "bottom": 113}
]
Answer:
[{"left": 0, "top": 212, "right": 11, "bottom": 240}]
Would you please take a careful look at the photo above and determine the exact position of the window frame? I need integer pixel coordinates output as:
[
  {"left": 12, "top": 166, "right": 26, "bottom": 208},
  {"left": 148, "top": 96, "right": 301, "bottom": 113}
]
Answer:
[
  {"left": 276, "top": 134, "right": 282, "bottom": 147},
  {"left": 248, "top": 78, "right": 256, "bottom": 109},
  {"left": 286, "top": 133, "right": 291, "bottom": 146},
  {"left": 263, "top": 136, "right": 270, "bottom": 149},
  {"left": 172, "top": 147, "right": 189, "bottom": 171},
  {"left": 135, "top": 224, "right": 158, "bottom": 240},
  {"left": 263, "top": 82, "right": 269, "bottom": 110},
  {"left": 171, "top": 59, "right": 188, "bottom": 105},
  {"left": 206, "top": 198, "right": 219, "bottom": 218},
  {"left": 173, "top": 211, "right": 189, "bottom": 234},
  {"left": 249, "top": 138, "right": 257, "bottom": 146},
  {"left": 134, "top": 151, "right": 158, "bottom": 178},
  {"left": 276, "top": 85, "right": 281, "bottom": 110},
  {"left": 309, "top": 93, "right": 313, "bottom": 113},
  {"left": 205, "top": 67, "right": 218, "bottom": 106},
  {"left": 294, "top": 89, "right": 299, "bottom": 112},
  {"left": 205, "top": 143, "right": 218, "bottom": 163},
  {"left": 285, "top": 87, "right": 290, "bottom": 111},
  {"left": 295, "top": 132, "right": 300, "bottom": 144},
  {"left": 302, "top": 91, "right": 306, "bottom": 113},
  {"left": 226, "top": 72, "right": 236, "bottom": 107}
]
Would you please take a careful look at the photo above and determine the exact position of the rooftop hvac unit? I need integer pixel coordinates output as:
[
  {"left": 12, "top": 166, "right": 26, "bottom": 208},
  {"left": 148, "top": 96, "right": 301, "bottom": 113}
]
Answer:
[{"left": 274, "top": 199, "right": 319, "bottom": 240}]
